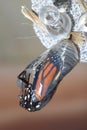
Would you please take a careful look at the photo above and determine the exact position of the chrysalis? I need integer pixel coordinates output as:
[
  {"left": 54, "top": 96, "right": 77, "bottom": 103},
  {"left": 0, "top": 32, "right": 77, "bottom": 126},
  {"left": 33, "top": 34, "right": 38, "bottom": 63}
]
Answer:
[{"left": 17, "top": 40, "right": 80, "bottom": 112}]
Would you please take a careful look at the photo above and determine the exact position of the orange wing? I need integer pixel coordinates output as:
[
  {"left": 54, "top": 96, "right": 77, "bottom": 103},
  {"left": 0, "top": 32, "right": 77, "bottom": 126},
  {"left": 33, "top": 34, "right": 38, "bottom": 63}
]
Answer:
[{"left": 35, "top": 61, "right": 58, "bottom": 100}]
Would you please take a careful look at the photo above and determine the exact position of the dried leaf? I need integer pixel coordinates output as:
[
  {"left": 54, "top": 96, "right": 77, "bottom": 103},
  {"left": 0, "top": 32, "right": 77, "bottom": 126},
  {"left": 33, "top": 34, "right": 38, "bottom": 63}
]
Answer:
[{"left": 71, "top": 31, "right": 85, "bottom": 45}]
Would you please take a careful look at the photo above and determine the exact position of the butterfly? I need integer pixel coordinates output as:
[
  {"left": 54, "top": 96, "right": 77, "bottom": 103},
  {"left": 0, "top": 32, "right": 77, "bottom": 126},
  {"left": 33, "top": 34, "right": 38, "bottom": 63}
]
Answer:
[{"left": 17, "top": 0, "right": 87, "bottom": 111}]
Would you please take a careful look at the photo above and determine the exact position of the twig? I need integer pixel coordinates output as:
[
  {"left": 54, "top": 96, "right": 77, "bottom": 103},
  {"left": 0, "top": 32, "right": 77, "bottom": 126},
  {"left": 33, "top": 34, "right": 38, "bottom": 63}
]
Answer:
[{"left": 21, "top": 6, "right": 46, "bottom": 30}]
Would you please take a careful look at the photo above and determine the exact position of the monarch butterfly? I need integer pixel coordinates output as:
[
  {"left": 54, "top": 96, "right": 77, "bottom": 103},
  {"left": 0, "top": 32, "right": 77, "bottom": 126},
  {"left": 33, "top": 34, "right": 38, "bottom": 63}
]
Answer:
[{"left": 17, "top": 40, "right": 80, "bottom": 111}]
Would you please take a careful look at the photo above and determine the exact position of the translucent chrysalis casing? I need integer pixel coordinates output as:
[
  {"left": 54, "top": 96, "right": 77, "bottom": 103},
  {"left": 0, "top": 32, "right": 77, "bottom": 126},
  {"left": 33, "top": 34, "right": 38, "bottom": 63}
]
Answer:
[{"left": 17, "top": 40, "right": 80, "bottom": 112}]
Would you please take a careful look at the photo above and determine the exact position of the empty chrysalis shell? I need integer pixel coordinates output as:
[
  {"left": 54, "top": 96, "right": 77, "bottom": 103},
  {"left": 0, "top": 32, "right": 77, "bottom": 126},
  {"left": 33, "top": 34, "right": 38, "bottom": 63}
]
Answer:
[{"left": 17, "top": 40, "right": 80, "bottom": 112}]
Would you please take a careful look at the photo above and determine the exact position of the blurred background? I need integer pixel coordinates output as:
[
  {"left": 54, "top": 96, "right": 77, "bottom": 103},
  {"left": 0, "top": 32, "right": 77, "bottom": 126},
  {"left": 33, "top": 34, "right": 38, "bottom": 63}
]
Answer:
[{"left": 0, "top": 0, "right": 87, "bottom": 130}]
